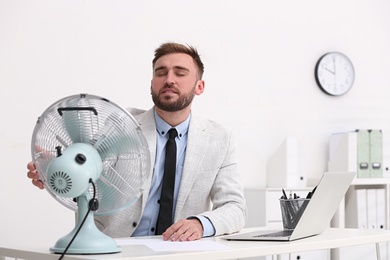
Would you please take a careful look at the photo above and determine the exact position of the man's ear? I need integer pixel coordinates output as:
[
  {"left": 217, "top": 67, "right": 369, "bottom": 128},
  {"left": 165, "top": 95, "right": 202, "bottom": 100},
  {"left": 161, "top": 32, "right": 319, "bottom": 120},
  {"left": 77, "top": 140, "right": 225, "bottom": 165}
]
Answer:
[{"left": 195, "top": 80, "right": 205, "bottom": 95}]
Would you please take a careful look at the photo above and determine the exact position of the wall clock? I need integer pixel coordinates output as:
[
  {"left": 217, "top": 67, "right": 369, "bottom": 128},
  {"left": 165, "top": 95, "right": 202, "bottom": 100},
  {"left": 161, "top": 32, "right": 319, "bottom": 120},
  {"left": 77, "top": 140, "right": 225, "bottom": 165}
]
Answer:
[{"left": 315, "top": 52, "right": 355, "bottom": 96}]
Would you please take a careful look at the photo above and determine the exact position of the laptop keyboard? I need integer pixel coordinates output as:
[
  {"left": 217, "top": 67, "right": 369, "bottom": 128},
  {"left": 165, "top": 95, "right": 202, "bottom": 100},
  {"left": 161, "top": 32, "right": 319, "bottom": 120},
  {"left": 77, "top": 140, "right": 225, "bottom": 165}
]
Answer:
[{"left": 253, "top": 230, "right": 293, "bottom": 238}]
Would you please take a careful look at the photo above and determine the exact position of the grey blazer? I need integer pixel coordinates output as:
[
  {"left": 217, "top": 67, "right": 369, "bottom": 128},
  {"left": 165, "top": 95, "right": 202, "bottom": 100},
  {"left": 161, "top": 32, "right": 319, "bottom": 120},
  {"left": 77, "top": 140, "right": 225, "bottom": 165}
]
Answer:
[{"left": 95, "top": 107, "right": 247, "bottom": 238}]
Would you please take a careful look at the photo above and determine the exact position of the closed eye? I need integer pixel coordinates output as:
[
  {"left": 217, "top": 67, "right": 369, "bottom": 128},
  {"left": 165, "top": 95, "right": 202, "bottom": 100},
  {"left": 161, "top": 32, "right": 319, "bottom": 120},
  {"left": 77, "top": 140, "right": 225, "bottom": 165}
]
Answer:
[{"left": 154, "top": 66, "right": 190, "bottom": 77}]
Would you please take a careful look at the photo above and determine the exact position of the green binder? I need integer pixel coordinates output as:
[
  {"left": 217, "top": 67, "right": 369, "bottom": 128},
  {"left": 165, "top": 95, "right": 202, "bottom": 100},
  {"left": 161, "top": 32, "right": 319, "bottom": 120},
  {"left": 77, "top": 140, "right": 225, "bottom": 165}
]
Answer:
[
  {"left": 369, "top": 129, "right": 383, "bottom": 178},
  {"left": 357, "top": 130, "right": 370, "bottom": 178}
]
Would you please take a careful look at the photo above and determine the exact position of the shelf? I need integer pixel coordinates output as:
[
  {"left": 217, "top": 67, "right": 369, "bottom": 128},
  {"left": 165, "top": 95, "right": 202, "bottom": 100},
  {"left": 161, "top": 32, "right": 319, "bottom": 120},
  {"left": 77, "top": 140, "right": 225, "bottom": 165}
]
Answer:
[{"left": 351, "top": 178, "right": 390, "bottom": 185}]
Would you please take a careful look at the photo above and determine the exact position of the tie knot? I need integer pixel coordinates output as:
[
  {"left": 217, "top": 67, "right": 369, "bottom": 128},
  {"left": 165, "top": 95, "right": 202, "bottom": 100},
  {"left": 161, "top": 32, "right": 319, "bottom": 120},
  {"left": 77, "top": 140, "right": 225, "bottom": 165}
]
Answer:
[{"left": 168, "top": 128, "right": 178, "bottom": 139}]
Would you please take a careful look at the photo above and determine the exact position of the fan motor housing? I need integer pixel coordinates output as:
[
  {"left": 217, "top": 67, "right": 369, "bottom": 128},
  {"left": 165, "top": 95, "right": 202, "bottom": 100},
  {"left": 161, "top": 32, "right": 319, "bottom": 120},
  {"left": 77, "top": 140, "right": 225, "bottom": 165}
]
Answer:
[{"left": 46, "top": 143, "right": 103, "bottom": 198}]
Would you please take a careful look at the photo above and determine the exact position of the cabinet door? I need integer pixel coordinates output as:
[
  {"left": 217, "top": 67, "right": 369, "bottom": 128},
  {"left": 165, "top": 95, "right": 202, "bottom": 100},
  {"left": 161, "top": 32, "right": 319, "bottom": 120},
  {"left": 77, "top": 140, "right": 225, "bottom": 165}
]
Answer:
[
  {"left": 289, "top": 250, "right": 328, "bottom": 260},
  {"left": 263, "top": 250, "right": 328, "bottom": 260}
]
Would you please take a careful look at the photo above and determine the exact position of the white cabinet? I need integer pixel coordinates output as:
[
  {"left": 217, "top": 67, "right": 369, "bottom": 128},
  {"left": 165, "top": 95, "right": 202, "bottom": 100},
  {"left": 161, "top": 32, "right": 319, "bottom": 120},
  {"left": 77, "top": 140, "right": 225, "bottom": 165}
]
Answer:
[
  {"left": 327, "top": 130, "right": 390, "bottom": 259},
  {"left": 331, "top": 178, "right": 390, "bottom": 260},
  {"left": 244, "top": 188, "right": 329, "bottom": 260}
]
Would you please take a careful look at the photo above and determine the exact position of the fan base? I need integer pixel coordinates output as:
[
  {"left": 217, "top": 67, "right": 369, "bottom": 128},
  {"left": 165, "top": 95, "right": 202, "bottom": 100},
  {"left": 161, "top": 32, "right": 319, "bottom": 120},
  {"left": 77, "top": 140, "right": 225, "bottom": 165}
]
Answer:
[
  {"left": 50, "top": 195, "right": 121, "bottom": 255},
  {"left": 50, "top": 225, "right": 121, "bottom": 255},
  {"left": 50, "top": 240, "right": 120, "bottom": 255},
  {"left": 50, "top": 228, "right": 121, "bottom": 255}
]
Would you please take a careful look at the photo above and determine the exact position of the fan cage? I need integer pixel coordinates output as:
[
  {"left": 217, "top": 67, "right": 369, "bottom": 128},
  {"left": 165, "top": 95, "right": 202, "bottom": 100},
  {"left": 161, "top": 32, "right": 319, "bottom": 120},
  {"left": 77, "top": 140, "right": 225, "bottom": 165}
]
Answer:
[{"left": 31, "top": 94, "right": 150, "bottom": 216}]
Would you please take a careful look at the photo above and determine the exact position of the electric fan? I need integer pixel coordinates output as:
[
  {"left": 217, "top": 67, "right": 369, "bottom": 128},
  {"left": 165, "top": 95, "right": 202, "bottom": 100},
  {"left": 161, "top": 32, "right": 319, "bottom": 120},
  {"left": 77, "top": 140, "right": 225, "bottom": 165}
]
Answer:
[{"left": 31, "top": 93, "right": 150, "bottom": 255}]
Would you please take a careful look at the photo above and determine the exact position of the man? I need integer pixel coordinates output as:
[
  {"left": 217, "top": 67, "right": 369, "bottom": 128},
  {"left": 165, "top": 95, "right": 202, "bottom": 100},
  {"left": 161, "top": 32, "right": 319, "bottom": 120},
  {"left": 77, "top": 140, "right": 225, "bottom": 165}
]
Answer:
[{"left": 27, "top": 42, "right": 247, "bottom": 242}]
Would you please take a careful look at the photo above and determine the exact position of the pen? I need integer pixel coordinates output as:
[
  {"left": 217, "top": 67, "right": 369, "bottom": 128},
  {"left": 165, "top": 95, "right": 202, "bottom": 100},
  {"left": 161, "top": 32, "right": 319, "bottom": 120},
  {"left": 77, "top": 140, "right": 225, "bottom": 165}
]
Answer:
[
  {"left": 282, "top": 188, "right": 288, "bottom": 199},
  {"left": 306, "top": 185, "right": 317, "bottom": 199},
  {"left": 311, "top": 186, "right": 317, "bottom": 194}
]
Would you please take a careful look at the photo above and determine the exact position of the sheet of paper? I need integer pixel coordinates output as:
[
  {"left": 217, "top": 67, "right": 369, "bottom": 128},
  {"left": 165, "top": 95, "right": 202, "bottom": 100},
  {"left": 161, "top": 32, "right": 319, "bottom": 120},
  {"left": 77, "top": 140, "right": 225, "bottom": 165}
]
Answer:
[
  {"left": 114, "top": 238, "right": 230, "bottom": 252},
  {"left": 115, "top": 238, "right": 162, "bottom": 245}
]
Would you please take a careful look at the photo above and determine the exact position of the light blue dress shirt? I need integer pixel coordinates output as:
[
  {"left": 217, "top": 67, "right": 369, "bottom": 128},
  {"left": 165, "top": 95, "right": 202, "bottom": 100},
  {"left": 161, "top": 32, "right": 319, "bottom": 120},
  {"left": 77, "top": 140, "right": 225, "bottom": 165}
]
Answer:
[{"left": 132, "top": 109, "right": 215, "bottom": 237}]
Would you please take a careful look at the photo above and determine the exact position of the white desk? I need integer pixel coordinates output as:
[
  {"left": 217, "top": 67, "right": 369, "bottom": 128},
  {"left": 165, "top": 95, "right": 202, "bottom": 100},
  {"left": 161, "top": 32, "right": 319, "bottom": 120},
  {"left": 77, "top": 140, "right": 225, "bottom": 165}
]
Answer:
[{"left": 2, "top": 228, "right": 390, "bottom": 260}]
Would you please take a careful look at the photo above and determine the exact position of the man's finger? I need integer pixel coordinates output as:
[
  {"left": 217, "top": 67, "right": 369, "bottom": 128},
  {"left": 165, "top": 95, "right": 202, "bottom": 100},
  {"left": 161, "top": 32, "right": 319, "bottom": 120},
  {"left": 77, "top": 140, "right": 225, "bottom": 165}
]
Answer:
[
  {"left": 27, "top": 162, "right": 36, "bottom": 171},
  {"left": 27, "top": 170, "right": 39, "bottom": 179},
  {"left": 32, "top": 179, "right": 44, "bottom": 189}
]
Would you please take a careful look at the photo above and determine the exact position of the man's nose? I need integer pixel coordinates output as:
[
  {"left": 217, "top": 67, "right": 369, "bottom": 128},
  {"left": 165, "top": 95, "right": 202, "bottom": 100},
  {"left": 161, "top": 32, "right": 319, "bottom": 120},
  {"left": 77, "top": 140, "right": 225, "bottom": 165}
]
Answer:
[{"left": 164, "top": 72, "right": 176, "bottom": 85}]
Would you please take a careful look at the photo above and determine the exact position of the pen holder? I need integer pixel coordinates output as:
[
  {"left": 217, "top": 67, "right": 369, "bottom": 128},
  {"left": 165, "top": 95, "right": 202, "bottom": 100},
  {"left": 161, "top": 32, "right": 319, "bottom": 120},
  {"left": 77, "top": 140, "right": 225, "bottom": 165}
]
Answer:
[{"left": 279, "top": 198, "right": 310, "bottom": 230}]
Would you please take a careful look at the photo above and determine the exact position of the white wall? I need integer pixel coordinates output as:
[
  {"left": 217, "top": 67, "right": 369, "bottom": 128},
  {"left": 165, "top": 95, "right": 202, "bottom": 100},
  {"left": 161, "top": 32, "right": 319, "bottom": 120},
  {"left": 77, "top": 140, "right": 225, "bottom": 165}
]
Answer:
[{"left": 1, "top": 0, "right": 390, "bottom": 247}]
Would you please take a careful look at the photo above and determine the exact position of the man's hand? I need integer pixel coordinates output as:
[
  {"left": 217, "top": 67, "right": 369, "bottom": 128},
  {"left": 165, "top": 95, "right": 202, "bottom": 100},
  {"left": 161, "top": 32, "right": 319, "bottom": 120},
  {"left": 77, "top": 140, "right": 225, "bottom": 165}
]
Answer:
[
  {"left": 162, "top": 218, "right": 203, "bottom": 242},
  {"left": 27, "top": 162, "right": 44, "bottom": 189}
]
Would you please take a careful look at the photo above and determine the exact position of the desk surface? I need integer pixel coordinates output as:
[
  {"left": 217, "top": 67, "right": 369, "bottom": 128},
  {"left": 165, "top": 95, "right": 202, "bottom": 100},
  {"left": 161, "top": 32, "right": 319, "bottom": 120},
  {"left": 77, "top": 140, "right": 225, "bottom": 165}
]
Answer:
[{"left": 2, "top": 228, "right": 390, "bottom": 260}]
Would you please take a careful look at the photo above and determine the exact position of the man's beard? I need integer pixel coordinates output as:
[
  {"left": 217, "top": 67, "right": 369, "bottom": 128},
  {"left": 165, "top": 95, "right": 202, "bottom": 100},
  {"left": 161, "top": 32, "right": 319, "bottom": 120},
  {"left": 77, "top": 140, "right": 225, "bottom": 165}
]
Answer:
[{"left": 151, "top": 84, "right": 196, "bottom": 112}]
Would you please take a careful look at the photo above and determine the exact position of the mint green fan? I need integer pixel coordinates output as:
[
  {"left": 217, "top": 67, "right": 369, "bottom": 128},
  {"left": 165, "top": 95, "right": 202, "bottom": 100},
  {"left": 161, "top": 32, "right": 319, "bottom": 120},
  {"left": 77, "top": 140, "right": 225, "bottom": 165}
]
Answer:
[{"left": 31, "top": 94, "right": 150, "bottom": 255}]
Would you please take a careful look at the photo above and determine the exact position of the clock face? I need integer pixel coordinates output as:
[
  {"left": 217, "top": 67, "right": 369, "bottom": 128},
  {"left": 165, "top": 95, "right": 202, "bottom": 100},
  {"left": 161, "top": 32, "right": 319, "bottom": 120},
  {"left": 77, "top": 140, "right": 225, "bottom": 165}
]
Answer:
[{"left": 315, "top": 52, "right": 355, "bottom": 96}]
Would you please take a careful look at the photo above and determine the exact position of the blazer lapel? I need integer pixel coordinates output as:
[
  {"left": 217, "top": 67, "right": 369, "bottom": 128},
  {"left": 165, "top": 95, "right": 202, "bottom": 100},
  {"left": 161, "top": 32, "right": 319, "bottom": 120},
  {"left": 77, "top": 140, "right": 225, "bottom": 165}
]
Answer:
[
  {"left": 133, "top": 108, "right": 157, "bottom": 211},
  {"left": 175, "top": 115, "right": 209, "bottom": 218}
]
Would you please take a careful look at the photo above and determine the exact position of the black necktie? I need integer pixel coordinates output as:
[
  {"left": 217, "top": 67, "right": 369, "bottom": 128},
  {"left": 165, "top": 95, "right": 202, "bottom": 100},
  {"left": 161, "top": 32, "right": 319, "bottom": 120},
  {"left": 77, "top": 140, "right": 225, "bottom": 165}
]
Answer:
[{"left": 156, "top": 128, "right": 178, "bottom": 235}]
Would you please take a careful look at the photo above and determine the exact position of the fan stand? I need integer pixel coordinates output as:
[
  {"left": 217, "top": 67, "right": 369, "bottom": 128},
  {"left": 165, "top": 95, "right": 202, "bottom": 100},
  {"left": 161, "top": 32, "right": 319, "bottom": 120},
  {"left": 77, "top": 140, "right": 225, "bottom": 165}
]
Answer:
[{"left": 50, "top": 194, "right": 121, "bottom": 255}]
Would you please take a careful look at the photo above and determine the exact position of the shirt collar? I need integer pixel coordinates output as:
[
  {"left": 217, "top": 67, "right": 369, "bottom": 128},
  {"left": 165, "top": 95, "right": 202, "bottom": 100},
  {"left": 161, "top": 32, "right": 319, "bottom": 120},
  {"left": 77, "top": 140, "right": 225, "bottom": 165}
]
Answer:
[{"left": 154, "top": 108, "right": 190, "bottom": 140}]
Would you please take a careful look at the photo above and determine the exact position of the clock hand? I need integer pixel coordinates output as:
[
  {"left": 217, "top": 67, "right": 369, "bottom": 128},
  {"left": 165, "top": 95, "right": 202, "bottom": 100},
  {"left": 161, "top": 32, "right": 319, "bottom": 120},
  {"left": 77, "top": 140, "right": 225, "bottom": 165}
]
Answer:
[
  {"left": 332, "top": 57, "right": 336, "bottom": 74},
  {"left": 324, "top": 67, "right": 335, "bottom": 75}
]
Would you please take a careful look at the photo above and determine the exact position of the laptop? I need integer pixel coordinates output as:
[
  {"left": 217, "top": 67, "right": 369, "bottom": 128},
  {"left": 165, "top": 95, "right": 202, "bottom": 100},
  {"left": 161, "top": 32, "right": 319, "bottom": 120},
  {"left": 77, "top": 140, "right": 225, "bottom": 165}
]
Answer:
[{"left": 222, "top": 171, "right": 356, "bottom": 241}]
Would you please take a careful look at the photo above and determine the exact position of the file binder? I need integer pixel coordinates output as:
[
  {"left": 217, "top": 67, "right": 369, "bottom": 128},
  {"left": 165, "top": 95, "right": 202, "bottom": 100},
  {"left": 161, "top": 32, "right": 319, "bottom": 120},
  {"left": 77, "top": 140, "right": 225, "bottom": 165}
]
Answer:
[
  {"left": 328, "top": 129, "right": 383, "bottom": 178},
  {"left": 328, "top": 131, "right": 357, "bottom": 173},
  {"left": 357, "top": 130, "right": 370, "bottom": 178},
  {"left": 266, "top": 137, "right": 306, "bottom": 188},
  {"left": 345, "top": 187, "right": 367, "bottom": 229},
  {"left": 370, "top": 129, "right": 383, "bottom": 178}
]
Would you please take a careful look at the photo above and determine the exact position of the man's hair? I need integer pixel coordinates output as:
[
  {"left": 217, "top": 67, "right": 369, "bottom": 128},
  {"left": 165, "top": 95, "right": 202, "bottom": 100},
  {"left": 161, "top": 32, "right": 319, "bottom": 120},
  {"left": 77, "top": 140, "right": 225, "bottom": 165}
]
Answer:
[{"left": 152, "top": 42, "right": 204, "bottom": 79}]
